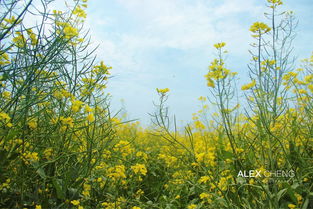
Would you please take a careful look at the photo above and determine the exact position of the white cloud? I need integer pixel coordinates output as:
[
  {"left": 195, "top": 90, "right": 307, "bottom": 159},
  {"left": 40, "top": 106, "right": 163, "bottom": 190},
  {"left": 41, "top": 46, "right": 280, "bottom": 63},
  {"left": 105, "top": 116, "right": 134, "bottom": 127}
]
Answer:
[
  {"left": 83, "top": 0, "right": 313, "bottom": 124},
  {"left": 86, "top": 0, "right": 264, "bottom": 70},
  {"left": 83, "top": 0, "right": 264, "bottom": 124}
]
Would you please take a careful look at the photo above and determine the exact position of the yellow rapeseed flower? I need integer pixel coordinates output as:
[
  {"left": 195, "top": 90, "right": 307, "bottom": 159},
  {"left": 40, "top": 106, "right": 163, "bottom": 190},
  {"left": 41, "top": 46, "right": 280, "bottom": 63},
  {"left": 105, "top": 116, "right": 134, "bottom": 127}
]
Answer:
[
  {"left": 27, "top": 119, "right": 37, "bottom": 129},
  {"left": 4, "top": 16, "right": 16, "bottom": 24},
  {"left": 250, "top": 22, "right": 271, "bottom": 37},
  {"left": 71, "top": 100, "right": 84, "bottom": 113},
  {"left": 43, "top": 148, "right": 53, "bottom": 160},
  {"left": 13, "top": 32, "right": 26, "bottom": 48},
  {"left": 198, "top": 96, "right": 206, "bottom": 101},
  {"left": 60, "top": 116, "right": 74, "bottom": 127},
  {"left": 156, "top": 88, "right": 170, "bottom": 94},
  {"left": 298, "top": 89, "right": 307, "bottom": 94},
  {"left": 267, "top": 0, "right": 283, "bottom": 8},
  {"left": 0, "top": 112, "right": 10, "bottom": 122},
  {"left": 198, "top": 176, "right": 210, "bottom": 184},
  {"left": 199, "top": 192, "right": 210, "bottom": 199},
  {"left": 107, "top": 165, "right": 126, "bottom": 180},
  {"left": 131, "top": 163, "right": 147, "bottom": 176},
  {"left": 63, "top": 26, "right": 78, "bottom": 39},
  {"left": 0, "top": 52, "right": 10, "bottom": 65},
  {"left": 71, "top": 200, "right": 80, "bottom": 206},
  {"left": 206, "top": 77, "right": 215, "bottom": 88},
  {"left": 214, "top": 42, "right": 226, "bottom": 49},
  {"left": 23, "top": 151, "right": 39, "bottom": 163},
  {"left": 26, "top": 29, "right": 37, "bottom": 45},
  {"left": 2, "top": 91, "right": 11, "bottom": 99},
  {"left": 304, "top": 74, "right": 313, "bottom": 83},
  {"left": 84, "top": 105, "right": 92, "bottom": 113},
  {"left": 241, "top": 80, "right": 256, "bottom": 90},
  {"left": 187, "top": 204, "right": 197, "bottom": 209},
  {"left": 72, "top": 5, "right": 87, "bottom": 18},
  {"left": 86, "top": 114, "right": 95, "bottom": 122}
]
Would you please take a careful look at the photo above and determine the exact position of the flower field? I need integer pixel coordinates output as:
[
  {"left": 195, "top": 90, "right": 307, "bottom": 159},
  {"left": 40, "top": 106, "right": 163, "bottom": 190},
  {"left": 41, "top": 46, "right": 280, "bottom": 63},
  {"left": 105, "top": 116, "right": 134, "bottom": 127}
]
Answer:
[{"left": 0, "top": 0, "right": 312, "bottom": 208}]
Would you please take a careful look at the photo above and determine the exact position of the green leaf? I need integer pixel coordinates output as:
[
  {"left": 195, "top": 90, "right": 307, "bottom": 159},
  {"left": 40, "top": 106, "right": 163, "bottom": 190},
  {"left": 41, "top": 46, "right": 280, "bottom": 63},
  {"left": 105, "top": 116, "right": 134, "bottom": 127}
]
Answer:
[
  {"left": 286, "top": 187, "right": 297, "bottom": 203},
  {"left": 52, "top": 178, "right": 66, "bottom": 199},
  {"left": 221, "top": 150, "right": 234, "bottom": 159},
  {"left": 302, "top": 197, "right": 309, "bottom": 209},
  {"left": 276, "top": 188, "right": 287, "bottom": 201},
  {"left": 36, "top": 167, "right": 46, "bottom": 179}
]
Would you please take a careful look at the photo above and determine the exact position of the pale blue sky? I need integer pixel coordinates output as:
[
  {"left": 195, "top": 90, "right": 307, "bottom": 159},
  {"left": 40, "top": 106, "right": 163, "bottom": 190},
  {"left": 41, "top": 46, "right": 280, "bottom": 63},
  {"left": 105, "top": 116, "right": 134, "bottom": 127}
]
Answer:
[{"left": 83, "top": 0, "right": 313, "bottom": 126}]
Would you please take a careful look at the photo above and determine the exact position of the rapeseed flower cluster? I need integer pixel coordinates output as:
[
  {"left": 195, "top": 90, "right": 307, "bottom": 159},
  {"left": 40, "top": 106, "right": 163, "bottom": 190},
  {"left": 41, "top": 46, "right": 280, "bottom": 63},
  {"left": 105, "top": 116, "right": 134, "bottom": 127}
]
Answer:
[
  {"left": 250, "top": 22, "right": 271, "bottom": 37},
  {"left": 156, "top": 87, "right": 170, "bottom": 94}
]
